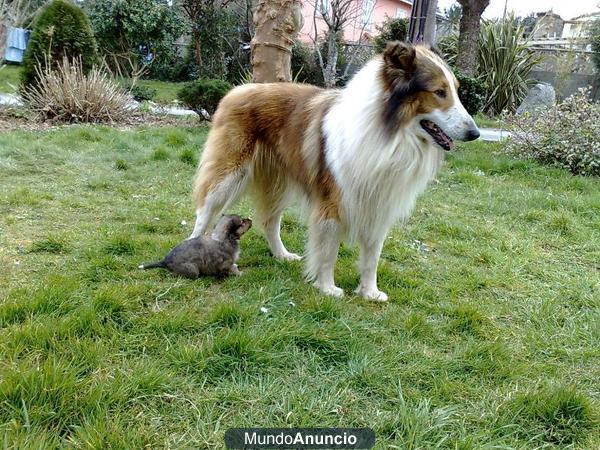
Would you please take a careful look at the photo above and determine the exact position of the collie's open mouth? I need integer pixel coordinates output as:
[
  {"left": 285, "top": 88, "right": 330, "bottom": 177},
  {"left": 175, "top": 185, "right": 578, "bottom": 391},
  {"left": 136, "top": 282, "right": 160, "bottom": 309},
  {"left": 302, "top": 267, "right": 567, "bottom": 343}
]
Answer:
[{"left": 420, "top": 120, "right": 454, "bottom": 151}]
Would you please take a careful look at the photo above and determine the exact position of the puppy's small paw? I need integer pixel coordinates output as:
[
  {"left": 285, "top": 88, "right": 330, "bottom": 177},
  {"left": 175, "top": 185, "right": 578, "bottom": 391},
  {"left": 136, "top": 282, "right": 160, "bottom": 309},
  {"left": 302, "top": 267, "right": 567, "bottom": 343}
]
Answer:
[
  {"left": 314, "top": 282, "right": 344, "bottom": 298},
  {"left": 274, "top": 251, "right": 302, "bottom": 261},
  {"left": 355, "top": 286, "right": 388, "bottom": 302}
]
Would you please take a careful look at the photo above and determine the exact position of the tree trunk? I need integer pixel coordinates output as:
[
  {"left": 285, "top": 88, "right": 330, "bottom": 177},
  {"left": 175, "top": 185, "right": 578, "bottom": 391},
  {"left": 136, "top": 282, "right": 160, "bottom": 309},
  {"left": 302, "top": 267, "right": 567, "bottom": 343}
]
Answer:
[
  {"left": 251, "top": 0, "right": 302, "bottom": 83},
  {"left": 323, "top": 31, "right": 338, "bottom": 88},
  {"left": 0, "top": 23, "right": 6, "bottom": 57},
  {"left": 192, "top": 27, "right": 202, "bottom": 66},
  {"left": 423, "top": 0, "right": 437, "bottom": 45},
  {"left": 455, "top": 0, "right": 489, "bottom": 76}
]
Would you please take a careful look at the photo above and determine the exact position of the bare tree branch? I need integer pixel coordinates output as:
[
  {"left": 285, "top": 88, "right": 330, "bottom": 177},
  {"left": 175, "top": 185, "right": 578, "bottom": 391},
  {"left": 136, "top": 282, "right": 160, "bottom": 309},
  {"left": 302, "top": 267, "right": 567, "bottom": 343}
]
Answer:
[{"left": 308, "top": 0, "right": 376, "bottom": 87}]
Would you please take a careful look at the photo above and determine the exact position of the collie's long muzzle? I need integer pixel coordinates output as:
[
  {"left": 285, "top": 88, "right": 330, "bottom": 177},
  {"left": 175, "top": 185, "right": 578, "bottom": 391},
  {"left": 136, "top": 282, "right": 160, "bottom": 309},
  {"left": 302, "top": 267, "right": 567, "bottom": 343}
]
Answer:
[
  {"left": 420, "top": 120, "right": 454, "bottom": 151},
  {"left": 420, "top": 119, "right": 480, "bottom": 151}
]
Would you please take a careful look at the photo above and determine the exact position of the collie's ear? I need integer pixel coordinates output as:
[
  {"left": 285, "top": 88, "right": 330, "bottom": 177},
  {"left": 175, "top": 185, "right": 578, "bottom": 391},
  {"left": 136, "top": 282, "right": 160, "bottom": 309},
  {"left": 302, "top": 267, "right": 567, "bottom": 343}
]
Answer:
[{"left": 383, "top": 41, "right": 416, "bottom": 73}]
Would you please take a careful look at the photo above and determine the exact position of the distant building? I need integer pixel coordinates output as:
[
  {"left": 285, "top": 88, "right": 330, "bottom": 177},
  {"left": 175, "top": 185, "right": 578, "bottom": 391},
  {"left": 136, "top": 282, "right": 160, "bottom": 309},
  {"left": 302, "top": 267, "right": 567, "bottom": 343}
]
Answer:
[
  {"left": 532, "top": 11, "right": 564, "bottom": 39},
  {"left": 531, "top": 10, "right": 600, "bottom": 41},
  {"left": 563, "top": 12, "right": 600, "bottom": 39},
  {"left": 527, "top": 10, "right": 599, "bottom": 99},
  {"left": 298, "top": 0, "right": 413, "bottom": 44}
]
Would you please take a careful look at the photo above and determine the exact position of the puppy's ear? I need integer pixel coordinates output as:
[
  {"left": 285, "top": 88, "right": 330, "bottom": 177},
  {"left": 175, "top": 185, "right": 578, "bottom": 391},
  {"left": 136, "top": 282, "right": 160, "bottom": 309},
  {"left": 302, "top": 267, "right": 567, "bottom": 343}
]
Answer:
[{"left": 383, "top": 41, "right": 416, "bottom": 74}]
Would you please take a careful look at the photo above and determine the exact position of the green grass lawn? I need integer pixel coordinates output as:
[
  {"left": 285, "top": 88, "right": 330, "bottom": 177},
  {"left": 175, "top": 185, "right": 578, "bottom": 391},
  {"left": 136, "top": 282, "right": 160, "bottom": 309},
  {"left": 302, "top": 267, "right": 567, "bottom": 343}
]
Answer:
[
  {"left": 0, "top": 64, "right": 22, "bottom": 93},
  {"left": 116, "top": 77, "right": 186, "bottom": 104},
  {"left": 0, "top": 125, "right": 598, "bottom": 448},
  {"left": 474, "top": 113, "right": 504, "bottom": 129},
  {"left": 130, "top": 78, "right": 187, "bottom": 104}
]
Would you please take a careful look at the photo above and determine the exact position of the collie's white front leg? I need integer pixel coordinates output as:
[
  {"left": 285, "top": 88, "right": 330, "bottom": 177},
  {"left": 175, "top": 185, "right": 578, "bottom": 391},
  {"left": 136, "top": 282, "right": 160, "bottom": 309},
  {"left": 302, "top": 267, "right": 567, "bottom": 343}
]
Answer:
[
  {"left": 356, "top": 236, "right": 387, "bottom": 301},
  {"left": 305, "top": 219, "right": 343, "bottom": 297},
  {"left": 265, "top": 213, "right": 302, "bottom": 261}
]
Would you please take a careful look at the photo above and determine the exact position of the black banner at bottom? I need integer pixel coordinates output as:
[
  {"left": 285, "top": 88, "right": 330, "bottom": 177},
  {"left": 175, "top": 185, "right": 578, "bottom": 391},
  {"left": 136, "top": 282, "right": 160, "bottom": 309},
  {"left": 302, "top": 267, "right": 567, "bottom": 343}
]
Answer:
[{"left": 224, "top": 428, "right": 375, "bottom": 449}]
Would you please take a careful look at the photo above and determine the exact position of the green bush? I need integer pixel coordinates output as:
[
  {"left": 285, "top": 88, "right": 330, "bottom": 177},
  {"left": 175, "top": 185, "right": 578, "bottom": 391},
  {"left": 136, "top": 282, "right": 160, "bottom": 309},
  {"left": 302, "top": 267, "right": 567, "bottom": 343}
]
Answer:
[
  {"left": 177, "top": 78, "right": 232, "bottom": 118},
  {"left": 87, "top": 0, "right": 185, "bottom": 79},
  {"left": 373, "top": 18, "right": 408, "bottom": 54},
  {"left": 505, "top": 89, "right": 600, "bottom": 176},
  {"left": 290, "top": 34, "right": 356, "bottom": 87},
  {"left": 125, "top": 84, "right": 157, "bottom": 102},
  {"left": 291, "top": 40, "right": 322, "bottom": 86},
  {"left": 150, "top": 49, "right": 197, "bottom": 82},
  {"left": 21, "top": 0, "right": 97, "bottom": 90},
  {"left": 454, "top": 71, "right": 485, "bottom": 116}
]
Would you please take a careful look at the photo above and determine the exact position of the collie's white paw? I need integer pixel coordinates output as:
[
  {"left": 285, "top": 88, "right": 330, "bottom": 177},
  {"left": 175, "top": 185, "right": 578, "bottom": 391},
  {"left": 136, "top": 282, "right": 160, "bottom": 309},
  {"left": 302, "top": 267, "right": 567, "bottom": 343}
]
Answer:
[
  {"left": 356, "top": 286, "right": 388, "bottom": 302},
  {"left": 314, "top": 283, "right": 344, "bottom": 298},
  {"left": 274, "top": 251, "right": 302, "bottom": 261}
]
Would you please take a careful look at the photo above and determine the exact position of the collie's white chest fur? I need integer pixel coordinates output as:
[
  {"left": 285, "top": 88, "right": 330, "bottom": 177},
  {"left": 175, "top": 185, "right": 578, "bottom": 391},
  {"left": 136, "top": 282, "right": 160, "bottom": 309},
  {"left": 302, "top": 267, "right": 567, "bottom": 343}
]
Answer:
[{"left": 324, "top": 59, "right": 444, "bottom": 242}]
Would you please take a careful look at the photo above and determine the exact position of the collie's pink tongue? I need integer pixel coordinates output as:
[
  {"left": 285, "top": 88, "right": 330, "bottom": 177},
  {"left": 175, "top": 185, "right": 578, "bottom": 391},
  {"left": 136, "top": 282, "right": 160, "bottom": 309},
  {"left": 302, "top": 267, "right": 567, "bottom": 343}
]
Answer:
[{"left": 420, "top": 120, "right": 454, "bottom": 151}]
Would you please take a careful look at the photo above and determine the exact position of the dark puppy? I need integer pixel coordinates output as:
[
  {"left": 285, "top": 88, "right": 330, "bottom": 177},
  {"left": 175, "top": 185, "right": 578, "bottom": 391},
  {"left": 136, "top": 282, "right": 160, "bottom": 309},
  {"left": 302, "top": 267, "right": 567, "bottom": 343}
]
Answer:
[{"left": 139, "top": 215, "right": 252, "bottom": 278}]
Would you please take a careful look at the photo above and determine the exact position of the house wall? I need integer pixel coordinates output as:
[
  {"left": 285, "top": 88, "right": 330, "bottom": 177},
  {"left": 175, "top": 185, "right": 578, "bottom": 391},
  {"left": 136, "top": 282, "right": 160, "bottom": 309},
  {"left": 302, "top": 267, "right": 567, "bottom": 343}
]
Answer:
[
  {"left": 532, "top": 13, "right": 565, "bottom": 39},
  {"left": 298, "top": 0, "right": 412, "bottom": 44}
]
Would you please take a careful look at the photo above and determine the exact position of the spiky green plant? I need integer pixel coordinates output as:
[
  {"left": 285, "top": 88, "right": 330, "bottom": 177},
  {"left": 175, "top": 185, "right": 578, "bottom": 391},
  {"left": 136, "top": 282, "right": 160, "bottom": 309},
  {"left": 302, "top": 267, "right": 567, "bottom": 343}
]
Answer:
[{"left": 478, "top": 15, "right": 542, "bottom": 115}]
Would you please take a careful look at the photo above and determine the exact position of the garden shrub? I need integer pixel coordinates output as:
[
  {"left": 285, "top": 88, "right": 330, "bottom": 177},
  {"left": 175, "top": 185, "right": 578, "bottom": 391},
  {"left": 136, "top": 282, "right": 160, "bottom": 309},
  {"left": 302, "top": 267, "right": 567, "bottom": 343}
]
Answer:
[
  {"left": 149, "top": 49, "right": 197, "bottom": 82},
  {"left": 21, "top": 0, "right": 97, "bottom": 90},
  {"left": 124, "top": 84, "right": 157, "bottom": 102},
  {"left": 291, "top": 40, "right": 322, "bottom": 86},
  {"left": 478, "top": 16, "right": 541, "bottom": 114},
  {"left": 177, "top": 78, "right": 232, "bottom": 118},
  {"left": 454, "top": 71, "right": 485, "bottom": 116},
  {"left": 505, "top": 89, "right": 600, "bottom": 176},
  {"left": 373, "top": 18, "right": 408, "bottom": 54},
  {"left": 437, "top": 16, "right": 540, "bottom": 116},
  {"left": 86, "top": 0, "right": 185, "bottom": 79},
  {"left": 22, "top": 57, "right": 132, "bottom": 123}
]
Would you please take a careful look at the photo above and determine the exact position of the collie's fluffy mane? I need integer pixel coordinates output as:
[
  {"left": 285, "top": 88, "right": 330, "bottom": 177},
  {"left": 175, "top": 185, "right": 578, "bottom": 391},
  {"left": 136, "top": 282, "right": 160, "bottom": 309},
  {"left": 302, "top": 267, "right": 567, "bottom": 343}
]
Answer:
[{"left": 323, "top": 51, "right": 444, "bottom": 243}]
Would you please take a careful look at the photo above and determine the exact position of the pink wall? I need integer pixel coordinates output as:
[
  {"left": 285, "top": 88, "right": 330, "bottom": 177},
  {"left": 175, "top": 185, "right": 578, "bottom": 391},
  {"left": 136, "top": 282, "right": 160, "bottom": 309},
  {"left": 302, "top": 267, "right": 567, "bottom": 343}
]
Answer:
[{"left": 298, "top": 0, "right": 412, "bottom": 44}]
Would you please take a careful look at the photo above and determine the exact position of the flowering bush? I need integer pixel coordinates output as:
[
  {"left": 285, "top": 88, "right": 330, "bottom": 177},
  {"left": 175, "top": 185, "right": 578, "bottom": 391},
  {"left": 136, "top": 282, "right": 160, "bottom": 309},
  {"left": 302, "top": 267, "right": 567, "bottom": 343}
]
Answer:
[{"left": 504, "top": 89, "right": 600, "bottom": 176}]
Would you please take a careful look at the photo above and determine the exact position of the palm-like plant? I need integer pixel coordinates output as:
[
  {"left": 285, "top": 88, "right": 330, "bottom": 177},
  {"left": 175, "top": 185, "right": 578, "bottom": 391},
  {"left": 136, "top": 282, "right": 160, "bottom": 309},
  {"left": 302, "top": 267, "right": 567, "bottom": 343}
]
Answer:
[{"left": 478, "top": 15, "right": 542, "bottom": 115}]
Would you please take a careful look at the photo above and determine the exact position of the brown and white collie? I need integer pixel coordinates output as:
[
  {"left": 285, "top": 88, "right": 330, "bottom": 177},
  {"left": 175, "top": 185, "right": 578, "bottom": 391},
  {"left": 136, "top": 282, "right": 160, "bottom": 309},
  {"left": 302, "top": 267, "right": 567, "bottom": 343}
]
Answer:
[{"left": 189, "top": 41, "right": 480, "bottom": 301}]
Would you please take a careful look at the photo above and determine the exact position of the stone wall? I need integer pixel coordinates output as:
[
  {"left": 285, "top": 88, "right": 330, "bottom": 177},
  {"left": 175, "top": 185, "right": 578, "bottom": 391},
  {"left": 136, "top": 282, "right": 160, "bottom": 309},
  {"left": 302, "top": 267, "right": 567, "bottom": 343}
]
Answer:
[
  {"left": 533, "top": 47, "right": 596, "bottom": 75},
  {"left": 530, "top": 70, "right": 600, "bottom": 101}
]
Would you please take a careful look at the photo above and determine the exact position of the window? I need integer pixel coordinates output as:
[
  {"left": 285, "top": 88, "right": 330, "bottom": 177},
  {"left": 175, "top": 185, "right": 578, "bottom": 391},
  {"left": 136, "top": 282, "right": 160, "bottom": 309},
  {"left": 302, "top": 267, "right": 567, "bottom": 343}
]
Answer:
[{"left": 396, "top": 8, "right": 407, "bottom": 18}]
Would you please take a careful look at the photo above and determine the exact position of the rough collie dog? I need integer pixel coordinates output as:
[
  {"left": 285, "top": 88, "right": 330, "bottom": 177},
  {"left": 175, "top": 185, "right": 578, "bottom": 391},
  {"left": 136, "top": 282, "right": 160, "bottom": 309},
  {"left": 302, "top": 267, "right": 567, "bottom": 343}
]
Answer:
[{"left": 189, "top": 41, "right": 480, "bottom": 301}]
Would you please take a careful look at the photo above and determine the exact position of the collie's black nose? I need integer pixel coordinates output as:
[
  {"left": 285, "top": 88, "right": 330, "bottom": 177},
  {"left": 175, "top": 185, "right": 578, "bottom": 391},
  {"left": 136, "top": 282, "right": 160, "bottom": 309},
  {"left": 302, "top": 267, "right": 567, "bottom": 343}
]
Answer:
[{"left": 465, "top": 128, "right": 480, "bottom": 141}]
